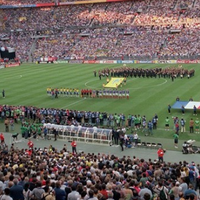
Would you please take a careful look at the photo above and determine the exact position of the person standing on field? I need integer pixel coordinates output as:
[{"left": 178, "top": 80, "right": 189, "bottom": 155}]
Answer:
[
  {"left": 193, "top": 105, "right": 197, "bottom": 116},
  {"left": 2, "top": 89, "right": 5, "bottom": 98},
  {"left": 168, "top": 105, "right": 171, "bottom": 114},
  {"left": 165, "top": 117, "right": 170, "bottom": 131},
  {"left": 180, "top": 118, "right": 186, "bottom": 133},
  {"left": 173, "top": 132, "right": 179, "bottom": 148},
  {"left": 0, "top": 133, "right": 5, "bottom": 144},
  {"left": 119, "top": 133, "right": 125, "bottom": 151},
  {"left": 157, "top": 147, "right": 164, "bottom": 162},
  {"left": 195, "top": 118, "right": 200, "bottom": 133},
  {"left": 27, "top": 139, "right": 34, "bottom": 149},
  {"left": 4, "top": 118, "right": 9, "bottom": 132},
  {"left": 189, "top": 118, "right": 194, "bottom": 133},
  {"left": 71, "top": 139, "right": 77, "bottom": 154}
]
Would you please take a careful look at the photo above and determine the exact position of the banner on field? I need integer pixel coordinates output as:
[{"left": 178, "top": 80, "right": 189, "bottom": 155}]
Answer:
[{"left": 104, "top": 77, "right": 124, "bottom": 88}]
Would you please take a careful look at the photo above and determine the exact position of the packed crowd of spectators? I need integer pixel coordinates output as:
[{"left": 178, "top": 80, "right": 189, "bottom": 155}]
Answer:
[
  {"left": 0, "top": 104, "right": 157, "bottom": 130},
  {"left": 32, "top": 27, "right": 166, "bottom": 60},
  {"left": 0, "top": 0, "right": 200, "bottom": 60},
  {"left": 1, "top": 0, "right": 199, "bottom": 30},
  {"left": 0, "top": 138, "right": 199, "bottom": 200},
  {"left": 33, "top": 33, "right": 76, "bottom": 61},
  {"left": 159, "top": 27, "right": 200, "bottom": 60}
]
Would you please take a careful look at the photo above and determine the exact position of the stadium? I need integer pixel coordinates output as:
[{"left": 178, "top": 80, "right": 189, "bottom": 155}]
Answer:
[{"left": 0, "top": 0, "right": 199, "bottom": 200}]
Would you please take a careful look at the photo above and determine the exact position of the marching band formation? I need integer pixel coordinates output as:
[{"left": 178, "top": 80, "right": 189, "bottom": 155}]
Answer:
[{"left": 96, "top": 65, "right": 195, "bottom": 79}]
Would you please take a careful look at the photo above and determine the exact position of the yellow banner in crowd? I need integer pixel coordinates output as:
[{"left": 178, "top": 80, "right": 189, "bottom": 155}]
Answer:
[
  {"left": 19, "top": 17, "right": 27, "bottom": 22},
  {"left": 104, "top": 78, "right": 124, "bottom": 88}
]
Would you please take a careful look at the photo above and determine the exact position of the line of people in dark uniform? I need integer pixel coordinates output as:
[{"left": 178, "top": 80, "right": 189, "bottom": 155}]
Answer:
[{"left": 95, "top": 66, "right": 195, "bottom": 79}]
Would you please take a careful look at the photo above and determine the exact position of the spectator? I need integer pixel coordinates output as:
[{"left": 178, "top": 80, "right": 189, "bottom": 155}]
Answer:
[
  {"left": 54, "top": 181, "right": 66, "bottom": 200},
  {"left": 144, "top": 193, "right": 151, "bottom": 200},
  {"left": 41, "top": 186, "right": 55, "bottom": 200},
  {"left": 122, "top": 183, "right": 133, "bottom": 200},
  {"left": 184, "top": 184, "right": 197, "bottom": 199},
  {"left": 23, "top": 183, "right": 32, "bottom": 200},
  {"left": 157, "top": 147, "right": 164, "bottom": 162},
  {"left": 173, "top": 132, "right": 179, "bottom": 148},
  {"left": 86, "top": 190, "right": 97, "bottom": 200},
  {"left": 31, "top": 182, "right": 45, "bottom": 200},
  {"left": 139, "top": 184, "right": 153, "bottom": 199},
  {"left": 67, "top": 185, "right": 79, "bottom": 200},
  {"left": 1, "top": 188, "right": 13, "bottom": 200},
  {"left": 10, "top": 179, "right": 24, "bottom": 200},
  {"left": 71, "top": 139, "right": 77, "bottom": 154}
]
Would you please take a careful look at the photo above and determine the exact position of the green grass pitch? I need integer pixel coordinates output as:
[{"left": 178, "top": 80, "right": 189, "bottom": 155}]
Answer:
[{"left": 0, "top": 63, "right": 199, "bottom": 147}]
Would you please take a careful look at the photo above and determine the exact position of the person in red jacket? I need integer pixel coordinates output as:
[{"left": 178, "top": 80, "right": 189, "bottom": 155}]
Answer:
[
  {"left": 26, "top": 148, "right": 32, "bottom": 156},
  {"left": 157, "top": 147, "right": 164, "bottom": 162},
  {"left": 0, "top": 133, "right": 4, "bottom": 143},
  {"left": 27, "top": 139, "right": 34, "bottom": 149},
  {"left": 71, "top": 139, "right": 77, "bottom": 154}
]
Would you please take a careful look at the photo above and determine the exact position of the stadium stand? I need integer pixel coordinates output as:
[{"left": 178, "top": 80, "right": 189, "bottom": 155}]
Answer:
[
  {"left": 0, "top": 1, "right": 200, "bottom": 198},
  {"left": 0, "top": 138, "right": 199, "bottom": 200},
  {"left": 0, "top": 0, "right": 199, "bottom": 62}
]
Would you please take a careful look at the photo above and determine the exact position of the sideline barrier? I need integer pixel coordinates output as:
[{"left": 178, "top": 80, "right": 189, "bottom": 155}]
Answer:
[
  {"left": 44, "top": 123, "right": 112, "bottom": 145},
  {"left": 36, "top": 59, "right": 200, "bottom": 65}
]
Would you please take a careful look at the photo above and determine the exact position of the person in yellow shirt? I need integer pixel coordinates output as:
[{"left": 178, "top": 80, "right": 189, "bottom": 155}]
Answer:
[
  {"left": 66, "top": 88, "right": 69, "bottom": 97},
  {"left": 60, "top": 88, "right": 63, "bottom": 96},
  {"left": 57, "top": 88, "right": 60, "bottom": 96},
  {"left": 76, "top": 89, "right": 79, "bottom": 97},
  {"left": 47, "top": 87, "right": 51, "bottom": 95},
  {"left": 73, "top": 89, "right": 76, "bottom": 97},
  {"left": 69, "top": 88, "right": 72, "bottom": 97}
]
